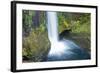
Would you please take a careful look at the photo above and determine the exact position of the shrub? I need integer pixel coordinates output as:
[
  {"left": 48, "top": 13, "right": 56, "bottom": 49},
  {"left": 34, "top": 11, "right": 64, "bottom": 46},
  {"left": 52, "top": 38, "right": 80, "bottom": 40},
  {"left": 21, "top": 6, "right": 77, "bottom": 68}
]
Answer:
[{"left": 22, "top": 29, "right": 50, "bottom": 62}]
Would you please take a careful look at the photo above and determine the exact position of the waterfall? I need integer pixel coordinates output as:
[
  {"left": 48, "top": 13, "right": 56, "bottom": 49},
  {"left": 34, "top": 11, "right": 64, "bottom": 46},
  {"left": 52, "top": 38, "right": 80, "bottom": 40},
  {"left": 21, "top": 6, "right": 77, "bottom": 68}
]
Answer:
[
  {"left": 46, "top": 11, "right": 68, "bottom": 56},
  {"left": 46, "top": 11, "right": 59, "bottom": 43},
  {"left": 46, "top": 11, "right": 90, "bottom": 60}
]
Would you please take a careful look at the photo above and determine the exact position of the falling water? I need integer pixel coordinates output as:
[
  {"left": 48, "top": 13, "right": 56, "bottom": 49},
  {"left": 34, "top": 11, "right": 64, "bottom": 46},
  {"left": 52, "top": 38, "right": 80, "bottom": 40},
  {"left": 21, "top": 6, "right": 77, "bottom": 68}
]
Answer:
[
  {"left": 46, "top": 11, "right": 68, "bottom": 56},
  {"left": 46, "top": 11, "right": 90, "bottom": 61},
  {"left": 46, "top": 11, "right": 59, "bottom": 43}
]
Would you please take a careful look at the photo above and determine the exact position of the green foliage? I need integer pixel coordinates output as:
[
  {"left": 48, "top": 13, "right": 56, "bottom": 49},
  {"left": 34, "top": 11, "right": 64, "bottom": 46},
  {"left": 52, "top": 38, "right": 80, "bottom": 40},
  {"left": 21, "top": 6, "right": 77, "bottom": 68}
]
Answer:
[
  {"left": 22, "top": 11, "right": 91, "bottom": 62},
  {"left": 22, "top": 10, "right": 49, "bottom": 62},
  {"left": 71, "top": 13, "right": 90, "bottom": 34},
  {"left": 58, "top": 12, "right": 90, "bottom": 34},
  {"left": 22, "top": 10, "right": 35, "bottom": 36},
  {"left": 58, "top": 12, "right": 72, "bottom": 33},
  {"left": 58, "top": 13, "right": 91, "bottom": 51},
  {"left": 23, "top": 29, "right": 50, "bottom": 62}
]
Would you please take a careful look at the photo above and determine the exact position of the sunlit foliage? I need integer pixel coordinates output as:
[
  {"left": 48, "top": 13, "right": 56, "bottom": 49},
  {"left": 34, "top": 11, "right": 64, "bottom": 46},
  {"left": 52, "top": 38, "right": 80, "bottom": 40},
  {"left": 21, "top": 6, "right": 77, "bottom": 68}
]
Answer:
[{"left": 22, "top": 10, "right": 91, "bottom": 62}]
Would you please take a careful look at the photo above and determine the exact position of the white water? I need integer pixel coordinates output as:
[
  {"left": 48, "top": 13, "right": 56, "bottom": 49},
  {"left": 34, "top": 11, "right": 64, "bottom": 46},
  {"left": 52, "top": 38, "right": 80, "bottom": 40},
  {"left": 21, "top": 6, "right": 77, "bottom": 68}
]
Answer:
[
  {"left": 46, "top": 12, "right": 59, "bottom": 43},
  {"left": 46, "top": 12, "right": 90, "bottom": 60},
  {"left": 46, "top": 12, "right": 69, "bottom": 56}
]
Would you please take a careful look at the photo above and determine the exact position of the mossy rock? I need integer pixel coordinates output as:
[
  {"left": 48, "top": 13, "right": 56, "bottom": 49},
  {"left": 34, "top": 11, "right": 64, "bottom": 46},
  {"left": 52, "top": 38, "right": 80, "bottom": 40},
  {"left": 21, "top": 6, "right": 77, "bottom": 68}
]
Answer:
[
  {"left": 22, "top": 29, "right": 50, "bottom": 62},
  {"left": 59, "top": 31, "right": 90, "bottom": 52}
]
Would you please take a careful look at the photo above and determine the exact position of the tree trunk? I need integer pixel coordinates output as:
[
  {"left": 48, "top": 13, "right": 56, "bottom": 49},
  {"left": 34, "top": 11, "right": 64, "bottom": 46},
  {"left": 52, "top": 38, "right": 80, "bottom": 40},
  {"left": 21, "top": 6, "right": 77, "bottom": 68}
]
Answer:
[{"left": 32, "top": 11, "right": 40, "bottom": 28}]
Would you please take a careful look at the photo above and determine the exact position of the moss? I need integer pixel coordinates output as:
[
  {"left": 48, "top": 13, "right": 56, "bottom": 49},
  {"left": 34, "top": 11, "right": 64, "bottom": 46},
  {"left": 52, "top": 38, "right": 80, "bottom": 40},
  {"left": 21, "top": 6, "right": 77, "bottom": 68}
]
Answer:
[{"left": 22, "top": 29, "right": 50, "bottom": 62}]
